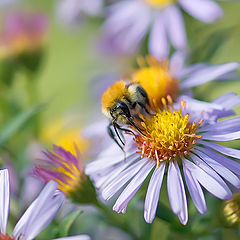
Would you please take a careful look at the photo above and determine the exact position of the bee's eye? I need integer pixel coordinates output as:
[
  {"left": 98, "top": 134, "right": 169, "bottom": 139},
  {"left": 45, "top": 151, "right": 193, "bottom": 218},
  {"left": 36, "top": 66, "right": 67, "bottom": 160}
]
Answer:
[{"left": 116, "top": 102, "right": 131, "bottom": 118}]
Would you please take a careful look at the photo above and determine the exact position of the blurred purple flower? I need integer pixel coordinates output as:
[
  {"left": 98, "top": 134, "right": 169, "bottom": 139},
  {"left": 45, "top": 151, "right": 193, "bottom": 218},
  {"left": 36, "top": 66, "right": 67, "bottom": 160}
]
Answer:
[
  {"left": 0, "top": 169, "right": 90, "bottom": 240},
  {"left": 56, "top": 0, "right": 103, "bottom": 26},
  {"left": 0, "top": 11, "right": 48, "bottom": 58},
  {"left": 86, "top": 97, "right": 240, "bottom": 225},
  {"left": 101, "top": 0, "right": 224, "bottom": 58}
]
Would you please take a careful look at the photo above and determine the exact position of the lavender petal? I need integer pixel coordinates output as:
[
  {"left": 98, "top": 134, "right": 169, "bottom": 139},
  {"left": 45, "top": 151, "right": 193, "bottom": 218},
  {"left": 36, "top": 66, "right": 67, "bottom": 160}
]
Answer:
[
  {"left": 167, "top": 161, "right": 188, "bottom": 224},
  {"left": 166, "top": 5, "right": 187, "bottom": 51},
  {"left": 113, "top": 160, "right": 155, "bottom": 213},
  {"left": 149, "top": 12, "right": 169, "bottom": 60},
  {"left": 190, "top": 153, "right": 232, "bottom": 200},
  {"left": 0, "top": 169, "right": 10, "bottom": 234},
  {"left": 13, "top": 182, "right": 65, "bottom": 240},
  {"left": 196, "top": 147, "right": 240, "bottom": 177},
  {"left": 201, "top": 131, "right": 240, "bottom": 141},
  {"left": 182, "top": 158, "right": 207, "bottom": 214},
  {"left": 52, "top": 235, "right": 91, "bottom": 240},
  {"left": 198, "top": 140, "right": 240, "bottom": 159},
  {"left": 180, "top": 62, "right": 239, "bottom": 89},
  {"left": 144, "top": 162, "right": 166, "bottom": 223},
  {"left": 101, "top": 157, "right": 145, "bottom": 200},
  {"left": 199, "top": 116, "right": 240, "bottom": 132},
  {"left": 195, "top": 148, "right": 240, "bottom": 188},
  {"left": 179, "top": 0, "right": 223, "bottom": 23}
]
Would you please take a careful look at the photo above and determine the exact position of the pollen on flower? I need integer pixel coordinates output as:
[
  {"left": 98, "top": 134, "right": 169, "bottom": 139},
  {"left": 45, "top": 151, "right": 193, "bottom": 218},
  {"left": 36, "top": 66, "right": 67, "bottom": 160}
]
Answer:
[
  {"left": 0, "top": 233, "right": 15, "bottom": 240},
  {"left": 133, "top": 97, "right": 202, "bottom": 167},
  {"left": 131, "top": 56, "right": 179, "bottom": 108},
  {"left": 145, "top": 0, "right": 174, "bottom": 9}
]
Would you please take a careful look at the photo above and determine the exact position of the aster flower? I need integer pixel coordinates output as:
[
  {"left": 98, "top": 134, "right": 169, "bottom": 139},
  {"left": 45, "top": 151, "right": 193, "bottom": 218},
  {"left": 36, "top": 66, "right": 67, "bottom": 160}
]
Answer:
[
  {"left": 0, "top": 11, "right": 48, "bottom": 59},
  {"left": 34, "top": 144, "right": 98, "bottom": 205},
  {"left": 86, "top": 97, "right": 240, "bottom": 225},
  {"left": 56, "top": 0, "right": 103, "bottom": 26},
  {"left": 101, "top": 0, "right": 224, "bottom": 58}
]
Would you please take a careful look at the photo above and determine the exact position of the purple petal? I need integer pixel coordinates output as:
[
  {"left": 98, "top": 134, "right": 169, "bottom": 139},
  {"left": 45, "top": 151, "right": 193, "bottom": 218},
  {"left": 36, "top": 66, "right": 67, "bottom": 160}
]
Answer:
[
  {"left": 149, "top": 12, "right": 169, "bottom": 60},
  {"left": 113, "top": 160, "right": 155, "bottom": 213},
  {"left": 144, "top": 162, "right": 166, "bottom": 223},
  {"left": 13, "top": 181, "right": 65, "bottom": 240},
  {"left": 178, "top": 63, "right": 208, "bottom": 79},
  {"left": 212, "top": 92, "right": 240, "bottom": 110},
  {"left": 101, "top": 157, "right": 145, "bottom": 200},
  {"left": 196, "top": 146, "right": 240, "bottom": 177},
  {"left": 201, "top": 131, "right": 240, "bottom": 141},
  {"left": 0, "top": 169, "right": 10, "bottom": 234},
  {"left": 166, "top": 5, "right": 187, "bottom": 51},
  {"left": 199, "top": 140, "right": 240, "bottom": 159},
  {"left": 167, "top": 161, "right": 188, "bottom": 225},
  {"left": 97, "top": 155, "right": 137, "bottom": 190},
  {"left": 179, "top": 0, "right": 223, "bottom": 23},
  {"left": 103, "top": 1, "right": 150, "bottom": 54},
  {"left": 190, "top": 153, "right": 232, "bottom": 200},
  {"left": 195, "top": 148, "right": 240, "bottom": 188},
  {"left": 86, "top": 144, "right": 135, "bottom": 175},
  {"left": 180, "top": 62, "right": 239, "bottom": 89},
  {"left": 182, "top": 158, "right": 207, "bottom": 214},
  {"left": 52, "top": 235, "right": 91, "bottom": 240},
  {"left": 169, "top": 51, "right": 186, "bottom": 77},
  {"left": 200, "top": 116, "right": 240, "bottom": 132}
]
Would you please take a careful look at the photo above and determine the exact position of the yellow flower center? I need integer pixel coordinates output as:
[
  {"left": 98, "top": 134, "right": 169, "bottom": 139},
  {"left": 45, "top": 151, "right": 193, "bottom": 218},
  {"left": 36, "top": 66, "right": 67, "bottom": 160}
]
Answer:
[
  {"left": 41, "top": 119, "right": 89, "bottom": 156},
  {"left": 134, "top": 98, "right": 202, "bottom": 167},
  {"left": 145, "top": 0, "right": 174, "bottom": 8},
  {"left": 131, "top": 57, "right": 179, "bottom": 109},
  {"left": 53, "top": 157, "right": 83, "bottom": 196}
]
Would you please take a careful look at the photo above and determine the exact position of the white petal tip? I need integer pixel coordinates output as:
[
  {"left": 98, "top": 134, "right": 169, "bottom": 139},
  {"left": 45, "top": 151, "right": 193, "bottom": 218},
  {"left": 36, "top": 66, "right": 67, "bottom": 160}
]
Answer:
[{"left": 144, "top": 211, "right": 153, "bottom": 224}]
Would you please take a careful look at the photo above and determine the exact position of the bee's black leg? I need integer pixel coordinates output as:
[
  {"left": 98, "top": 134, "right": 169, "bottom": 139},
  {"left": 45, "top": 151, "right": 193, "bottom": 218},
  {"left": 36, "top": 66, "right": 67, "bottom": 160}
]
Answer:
[
  {"left": 112, "top": 121, "right": 125, "bottom": 146},
  {"left": 107, "top": 122, "right": 126, "bottom": 160},
  {"left": 116, "top": 125, "right": 136, "bottom": 136}
]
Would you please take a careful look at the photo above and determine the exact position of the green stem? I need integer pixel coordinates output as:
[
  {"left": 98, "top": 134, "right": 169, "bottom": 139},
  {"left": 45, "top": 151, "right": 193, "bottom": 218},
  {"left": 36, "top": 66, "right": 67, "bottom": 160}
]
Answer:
[
  {"left": 25, "top": 73, "right": 40, "bottom": 137},
  {"left": 95, "top": 201, "right": 140, "bottom": 240}
]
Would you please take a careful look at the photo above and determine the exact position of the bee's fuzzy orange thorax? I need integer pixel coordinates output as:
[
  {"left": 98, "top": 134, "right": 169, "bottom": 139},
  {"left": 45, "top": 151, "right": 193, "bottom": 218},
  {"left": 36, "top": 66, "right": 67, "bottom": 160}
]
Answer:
[{"left": 102, "top": 80, "right": 127, "bottom": 112}]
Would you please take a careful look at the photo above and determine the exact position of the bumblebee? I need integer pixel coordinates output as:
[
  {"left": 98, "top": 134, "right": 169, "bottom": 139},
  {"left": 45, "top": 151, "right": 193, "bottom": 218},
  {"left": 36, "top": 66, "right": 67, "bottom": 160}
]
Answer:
[{"left": 102, "top": 80, "right": 150, "bottom": 150}]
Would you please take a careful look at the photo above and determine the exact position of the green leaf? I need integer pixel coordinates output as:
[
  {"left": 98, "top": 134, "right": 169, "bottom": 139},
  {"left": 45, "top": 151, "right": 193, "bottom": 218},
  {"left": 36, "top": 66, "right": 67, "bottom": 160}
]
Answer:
[
  {"left": 59, "top": 210, "right": 83, "bottom": 237},
  {"left": 0, "top": 104, "right": 43, "bottom": 147}
]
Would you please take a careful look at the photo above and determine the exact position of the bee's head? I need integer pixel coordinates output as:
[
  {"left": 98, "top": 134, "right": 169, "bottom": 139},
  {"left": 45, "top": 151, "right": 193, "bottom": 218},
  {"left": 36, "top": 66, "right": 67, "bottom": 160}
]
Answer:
[{"left": 110, "top": 102, "right": 131, "bottom": 121}]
